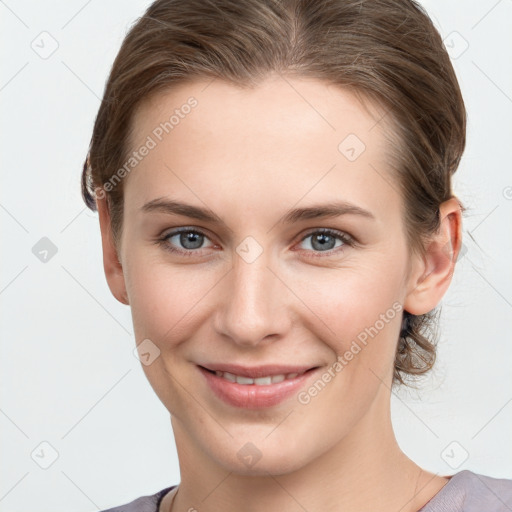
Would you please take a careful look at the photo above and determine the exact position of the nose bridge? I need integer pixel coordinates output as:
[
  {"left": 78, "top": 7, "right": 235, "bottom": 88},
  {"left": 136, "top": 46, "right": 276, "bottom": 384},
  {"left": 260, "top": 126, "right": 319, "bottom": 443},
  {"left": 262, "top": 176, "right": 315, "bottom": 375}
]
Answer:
[{"left": 214, "top": 238, "right": 288, "bottom": 346}]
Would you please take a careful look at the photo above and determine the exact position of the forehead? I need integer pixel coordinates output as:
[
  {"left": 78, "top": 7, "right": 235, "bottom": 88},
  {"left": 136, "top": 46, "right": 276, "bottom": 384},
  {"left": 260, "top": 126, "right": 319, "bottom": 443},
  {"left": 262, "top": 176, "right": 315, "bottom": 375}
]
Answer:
[{"left": 125, "top": 75, "right": 401, "bottom": 225}]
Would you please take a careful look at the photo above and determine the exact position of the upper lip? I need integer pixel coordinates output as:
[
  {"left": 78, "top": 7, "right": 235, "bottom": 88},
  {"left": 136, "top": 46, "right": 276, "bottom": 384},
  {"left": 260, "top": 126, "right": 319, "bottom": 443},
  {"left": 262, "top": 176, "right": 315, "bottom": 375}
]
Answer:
[{"left": 198, "top": 363, "right": 319, "bottom": 379}]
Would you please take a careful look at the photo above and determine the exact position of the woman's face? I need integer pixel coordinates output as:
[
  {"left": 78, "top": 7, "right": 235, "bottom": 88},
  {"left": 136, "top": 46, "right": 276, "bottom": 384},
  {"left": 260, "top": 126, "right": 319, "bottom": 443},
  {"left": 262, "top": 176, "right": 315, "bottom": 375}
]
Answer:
[{"left": 102, "top": 75, "right": 438, "bottom": 475}]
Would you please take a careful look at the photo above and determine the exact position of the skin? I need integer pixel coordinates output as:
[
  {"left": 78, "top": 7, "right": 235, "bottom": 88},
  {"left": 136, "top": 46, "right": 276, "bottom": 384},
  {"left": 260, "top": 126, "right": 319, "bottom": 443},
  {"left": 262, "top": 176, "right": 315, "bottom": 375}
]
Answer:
[{"left": 96, "top": 74, "right": 462, "bottom": 512}]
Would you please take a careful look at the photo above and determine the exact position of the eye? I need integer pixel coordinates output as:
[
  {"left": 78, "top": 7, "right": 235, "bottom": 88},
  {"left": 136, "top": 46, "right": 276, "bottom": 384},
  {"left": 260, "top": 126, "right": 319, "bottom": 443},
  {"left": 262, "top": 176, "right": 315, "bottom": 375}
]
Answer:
[
  {"left": 296, "top": 228, "right": 354, "bottom": 256},
  {"left": 156, "top": 227, "right": 354, "bottom": 258},
  {"left": 157, "top": 227, "right": 215, "bottom": 256}
]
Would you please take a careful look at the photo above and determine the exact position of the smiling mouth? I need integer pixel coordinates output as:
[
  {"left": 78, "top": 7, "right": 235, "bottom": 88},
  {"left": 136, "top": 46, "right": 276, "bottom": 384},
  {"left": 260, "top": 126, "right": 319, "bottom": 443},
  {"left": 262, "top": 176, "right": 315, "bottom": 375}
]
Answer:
[
  {"left": 199, "top": 365, "right": 319, "bottom": 386},
  {"left": 197, "top": 364, "right": 323, "bottom": 409}
]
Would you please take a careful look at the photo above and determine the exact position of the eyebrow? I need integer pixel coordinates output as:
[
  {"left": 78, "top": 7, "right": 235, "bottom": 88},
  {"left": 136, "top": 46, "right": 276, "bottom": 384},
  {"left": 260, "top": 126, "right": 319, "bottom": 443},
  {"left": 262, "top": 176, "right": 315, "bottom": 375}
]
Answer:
[{"left": 141, "top": 197, "right": 376, "bottom": 226}]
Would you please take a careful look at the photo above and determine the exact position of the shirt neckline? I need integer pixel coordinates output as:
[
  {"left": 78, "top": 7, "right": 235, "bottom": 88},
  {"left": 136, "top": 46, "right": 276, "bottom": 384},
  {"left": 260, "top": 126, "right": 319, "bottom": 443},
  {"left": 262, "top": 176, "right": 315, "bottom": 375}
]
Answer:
[{"left": 155, "top": 473, "right": 468, "bottom": 512}]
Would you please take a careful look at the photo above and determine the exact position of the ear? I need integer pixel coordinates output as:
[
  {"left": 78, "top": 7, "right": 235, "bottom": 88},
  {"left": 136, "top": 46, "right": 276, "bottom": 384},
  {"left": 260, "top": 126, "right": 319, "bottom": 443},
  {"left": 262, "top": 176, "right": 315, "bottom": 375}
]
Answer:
[
  {"left": 403, "top": 197, "right": 463, "bottom": 315},
  {"left": 96, "top": 189, "right": 129, "bottom": 305}
]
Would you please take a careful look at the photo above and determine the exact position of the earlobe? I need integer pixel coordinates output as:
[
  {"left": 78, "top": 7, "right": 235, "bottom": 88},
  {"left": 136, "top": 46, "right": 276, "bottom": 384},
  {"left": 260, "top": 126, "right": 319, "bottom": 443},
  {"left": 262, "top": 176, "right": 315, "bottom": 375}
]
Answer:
[
  {"left": 403, "top": 197, "right": 462, "bottom": 316},
  {"left": 96, "top": 190, "right": 129, "bottom": 305}
]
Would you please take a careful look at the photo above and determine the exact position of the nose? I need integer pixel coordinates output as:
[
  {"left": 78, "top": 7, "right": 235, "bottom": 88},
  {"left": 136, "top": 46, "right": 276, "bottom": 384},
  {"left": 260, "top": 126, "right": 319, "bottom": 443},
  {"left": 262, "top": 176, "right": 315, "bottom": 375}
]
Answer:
[{"left": 213, "top": 243, "right": 291, "bottom": 347}]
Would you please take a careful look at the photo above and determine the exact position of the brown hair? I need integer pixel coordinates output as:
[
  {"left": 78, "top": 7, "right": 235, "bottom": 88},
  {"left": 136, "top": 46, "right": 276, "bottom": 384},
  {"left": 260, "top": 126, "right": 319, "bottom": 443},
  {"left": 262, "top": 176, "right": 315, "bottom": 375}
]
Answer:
[{"left": 81, "top": 0, "right": 467, "bottom": 386}]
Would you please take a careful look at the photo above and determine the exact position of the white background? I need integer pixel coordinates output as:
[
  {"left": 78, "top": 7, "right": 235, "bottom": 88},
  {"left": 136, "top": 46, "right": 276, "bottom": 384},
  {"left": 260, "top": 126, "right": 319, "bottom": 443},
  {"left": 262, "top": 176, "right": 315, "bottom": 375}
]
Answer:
[{"left": 1, "top": 0, "right": 511, "bottom": 510}]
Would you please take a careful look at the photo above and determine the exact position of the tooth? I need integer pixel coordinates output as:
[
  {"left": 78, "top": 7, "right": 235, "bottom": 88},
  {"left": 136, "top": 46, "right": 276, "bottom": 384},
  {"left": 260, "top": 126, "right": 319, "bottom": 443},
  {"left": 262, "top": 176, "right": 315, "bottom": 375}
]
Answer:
[
  {"left": 215, "top": 371, "right": 304, "bottom": 384},
  {"left": 236, "top": 375, "right": 255, "bottom": 385},
  {"left": 254, "top": 376, "right": 272, "bottom": 385}
]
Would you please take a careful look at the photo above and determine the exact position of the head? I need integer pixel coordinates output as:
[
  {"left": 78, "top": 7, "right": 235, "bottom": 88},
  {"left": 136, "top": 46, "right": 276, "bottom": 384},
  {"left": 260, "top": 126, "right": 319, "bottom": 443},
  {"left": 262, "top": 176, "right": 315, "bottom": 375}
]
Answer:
[{"left": 82, "top": 0, "right": 466, "bottom": 475}]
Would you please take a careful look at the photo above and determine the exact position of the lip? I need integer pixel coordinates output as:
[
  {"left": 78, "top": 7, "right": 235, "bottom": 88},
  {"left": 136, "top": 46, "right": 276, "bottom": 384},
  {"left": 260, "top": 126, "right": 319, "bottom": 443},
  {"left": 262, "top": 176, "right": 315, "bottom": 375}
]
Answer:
[{"left": 197, "top": 364, "right": 321, "bottom": 409}]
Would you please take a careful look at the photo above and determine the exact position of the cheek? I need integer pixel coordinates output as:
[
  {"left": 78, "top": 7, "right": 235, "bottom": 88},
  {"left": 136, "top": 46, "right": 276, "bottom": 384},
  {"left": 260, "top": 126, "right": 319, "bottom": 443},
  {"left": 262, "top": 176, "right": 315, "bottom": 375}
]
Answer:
[
  {"left": 123, "top": 252, "right": 220, "bottom": 411},
  {"left": 290, "top": 257, "right": 405, "bottom": 377},
  {"left": 123, "top": 251, "right": 219, "bottom": 344},
  {"left": 288, "top": 264, "right": 404, "bottom": 427}
]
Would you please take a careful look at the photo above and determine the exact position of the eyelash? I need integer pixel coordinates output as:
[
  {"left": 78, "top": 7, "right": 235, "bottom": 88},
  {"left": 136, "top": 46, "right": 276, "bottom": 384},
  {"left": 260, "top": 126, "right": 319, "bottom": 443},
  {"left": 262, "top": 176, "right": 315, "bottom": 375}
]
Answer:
[{"left": 156, "top": 227, "right": 355, "bottom": 258}]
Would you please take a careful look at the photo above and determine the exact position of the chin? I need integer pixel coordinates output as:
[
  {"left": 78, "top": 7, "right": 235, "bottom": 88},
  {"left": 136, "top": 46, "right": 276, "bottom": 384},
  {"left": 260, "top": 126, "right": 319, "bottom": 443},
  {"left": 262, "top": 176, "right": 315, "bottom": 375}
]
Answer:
[
  {"left": 206, "top": 431, "right": 315, "bottom": 477},
  {"left": 225, "top": 450, "right": 309, "bottom": 477}
]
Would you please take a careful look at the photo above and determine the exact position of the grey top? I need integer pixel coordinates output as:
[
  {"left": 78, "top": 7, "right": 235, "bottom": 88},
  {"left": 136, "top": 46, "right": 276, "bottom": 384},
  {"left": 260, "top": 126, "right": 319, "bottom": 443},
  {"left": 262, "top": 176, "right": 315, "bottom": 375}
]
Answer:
[{"left": 99, "top": 470, "right": 512, "bottom": 512}]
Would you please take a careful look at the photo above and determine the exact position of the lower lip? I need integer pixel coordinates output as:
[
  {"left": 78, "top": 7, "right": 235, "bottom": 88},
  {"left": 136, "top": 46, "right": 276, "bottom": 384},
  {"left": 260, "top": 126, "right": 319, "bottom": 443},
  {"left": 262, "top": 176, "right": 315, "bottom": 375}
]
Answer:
[{"left": 197, "top": 365, "right": 319, "bottom": 409}]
